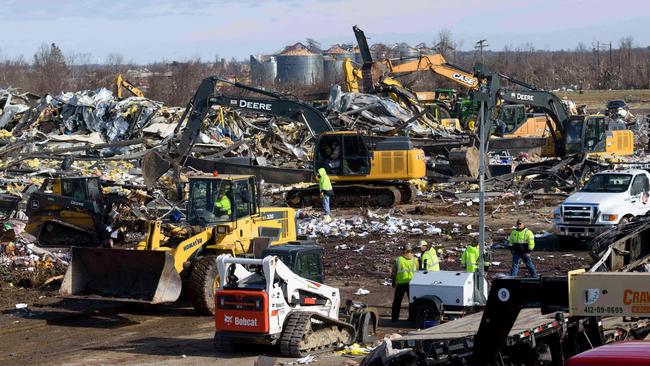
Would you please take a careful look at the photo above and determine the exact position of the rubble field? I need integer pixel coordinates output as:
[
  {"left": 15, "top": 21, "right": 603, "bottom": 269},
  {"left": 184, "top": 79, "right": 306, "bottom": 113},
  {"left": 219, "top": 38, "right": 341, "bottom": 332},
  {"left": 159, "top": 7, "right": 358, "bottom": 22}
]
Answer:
[
  {"left": 0, "top": 196, "right": 591, "bottom": 366},
  {"left": 0, "top": 83, "right": 647, "bottom": 365}
]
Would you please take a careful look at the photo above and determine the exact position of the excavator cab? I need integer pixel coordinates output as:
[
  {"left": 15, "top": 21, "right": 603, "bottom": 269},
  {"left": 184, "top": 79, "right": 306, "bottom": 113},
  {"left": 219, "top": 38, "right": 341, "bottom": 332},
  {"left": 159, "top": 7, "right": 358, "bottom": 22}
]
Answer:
[
  {"left": 564, "top": 115, "right": 634, "bottom": 156},
  {"left": 314, "top": 132, "right": 371, "bottom": 176}
]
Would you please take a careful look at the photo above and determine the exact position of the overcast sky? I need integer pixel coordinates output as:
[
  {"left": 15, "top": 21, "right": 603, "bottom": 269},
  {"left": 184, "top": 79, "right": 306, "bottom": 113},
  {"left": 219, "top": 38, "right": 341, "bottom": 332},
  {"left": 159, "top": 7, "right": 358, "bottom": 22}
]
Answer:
[{"left": 1, "top": 0, "right": 648, "bottom": 64}]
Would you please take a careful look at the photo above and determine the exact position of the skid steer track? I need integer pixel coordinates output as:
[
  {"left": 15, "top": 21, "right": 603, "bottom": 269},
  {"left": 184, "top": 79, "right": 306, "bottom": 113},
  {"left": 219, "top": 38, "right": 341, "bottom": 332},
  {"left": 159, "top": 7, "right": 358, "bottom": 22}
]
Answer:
[{"left": 279, "top": 311, "right": 355, "bottom": 357}]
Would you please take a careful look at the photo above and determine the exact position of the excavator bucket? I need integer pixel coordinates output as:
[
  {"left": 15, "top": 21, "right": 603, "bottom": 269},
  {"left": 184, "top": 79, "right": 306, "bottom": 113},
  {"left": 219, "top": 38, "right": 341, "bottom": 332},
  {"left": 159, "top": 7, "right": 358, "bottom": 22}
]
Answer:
[
  {"left": 59, "top": 247, "right": 182, "bottom": 304},
  {"left": 142, "top": 150, "right": 172, "bottom": 188}
]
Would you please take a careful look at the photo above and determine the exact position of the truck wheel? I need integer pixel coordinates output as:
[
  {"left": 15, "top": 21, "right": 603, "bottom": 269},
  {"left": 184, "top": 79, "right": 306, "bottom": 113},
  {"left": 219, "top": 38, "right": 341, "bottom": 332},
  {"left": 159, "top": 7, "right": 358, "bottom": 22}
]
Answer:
[
  {"left": 188, "top": 255, "right": 220, "bottom": 315},
  {"left": 619, "top": 216, "right": 631, "bottom": 226},
  {"left": 213, "top": 332, "right": 233, "bottom": 353},
  {"left": 415, "top": 302, "right": 440, "bottom": 328}
]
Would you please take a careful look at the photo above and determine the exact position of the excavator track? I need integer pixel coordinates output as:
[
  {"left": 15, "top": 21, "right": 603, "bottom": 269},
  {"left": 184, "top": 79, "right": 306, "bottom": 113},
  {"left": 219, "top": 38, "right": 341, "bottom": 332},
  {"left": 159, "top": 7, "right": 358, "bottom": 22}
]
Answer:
[
  {"left": 286, "top": 184, "right": 407, "bottom": 208},
  {"left": 279, "top": 312, "right": 355, "bottom": 357}
]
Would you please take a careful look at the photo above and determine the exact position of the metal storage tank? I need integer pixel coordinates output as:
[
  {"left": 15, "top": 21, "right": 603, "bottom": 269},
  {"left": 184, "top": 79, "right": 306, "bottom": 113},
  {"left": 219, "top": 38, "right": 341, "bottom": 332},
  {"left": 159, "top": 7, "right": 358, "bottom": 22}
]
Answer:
[
  {"left": 395, "top": 42, "right": 419, "bottom": 62},
  {"left": 250, "top": 55, "right": 277, "bottom": 85},
  {"left": 275, "top": 43, "right": 324, "bottom": 85},
  {"left": 324, "top": 44, "right": 354, "bottom": 61},
  {"left": 352, "top": 46, "right": 363, "bottom": 64},
  {"left": 323, "top": 56, "right": 344, "bottom": 84}
]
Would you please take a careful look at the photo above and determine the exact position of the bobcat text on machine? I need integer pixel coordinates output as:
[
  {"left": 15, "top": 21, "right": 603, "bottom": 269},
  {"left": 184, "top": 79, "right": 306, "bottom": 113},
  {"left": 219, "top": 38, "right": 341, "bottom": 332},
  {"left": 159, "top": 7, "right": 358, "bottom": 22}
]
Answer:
[
  {"left": 142, "top": 76, "right": 427, "bottom": 207},
  {"left": 213, "top": 254, "right": 378, "bottom": 356}
]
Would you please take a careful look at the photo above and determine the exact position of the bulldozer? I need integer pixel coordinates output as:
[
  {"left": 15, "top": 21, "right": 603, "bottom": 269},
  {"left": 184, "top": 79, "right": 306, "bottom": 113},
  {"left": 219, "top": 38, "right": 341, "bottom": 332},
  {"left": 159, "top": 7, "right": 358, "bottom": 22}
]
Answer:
[
  {"left": 25, "top": 176, "right": 116, "bottom": 248},
  {"left": 59, "top": 174, "right": 299, "bottom": 315}
]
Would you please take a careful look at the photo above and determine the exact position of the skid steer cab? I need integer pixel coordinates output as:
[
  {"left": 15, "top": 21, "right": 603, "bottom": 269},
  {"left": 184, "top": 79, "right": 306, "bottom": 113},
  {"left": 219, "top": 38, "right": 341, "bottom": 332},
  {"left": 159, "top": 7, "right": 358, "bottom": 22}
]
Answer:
[
  {"left": 213, "top": 254, "right": 378, "bottom": 356},
  {"left": 60, "top": 174, "right": 298, "bottom": 315},
  {"left": 25, "top": 176, "right": 111, "bottom": 248}
]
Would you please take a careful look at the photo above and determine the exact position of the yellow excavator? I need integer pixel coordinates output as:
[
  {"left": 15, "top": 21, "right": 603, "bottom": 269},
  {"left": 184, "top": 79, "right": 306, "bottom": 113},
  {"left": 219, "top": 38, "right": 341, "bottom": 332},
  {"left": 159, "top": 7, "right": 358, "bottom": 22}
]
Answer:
[
  {"left": 115, "top": 73, "right": 145, "bottom": 99},
  {"left": 142, "top": 76, "right": 427, "bottom": 207},
  {"left": 60, "top": 174, "right": 298, "bottom": 315}
]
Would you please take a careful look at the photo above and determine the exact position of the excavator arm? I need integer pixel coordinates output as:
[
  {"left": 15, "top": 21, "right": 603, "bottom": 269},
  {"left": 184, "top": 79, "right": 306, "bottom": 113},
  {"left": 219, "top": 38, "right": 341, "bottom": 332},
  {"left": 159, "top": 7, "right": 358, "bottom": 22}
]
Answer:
[
  {"left": 115, "top": 74, "right": 145, "bottom": 98},
  {"left": 385, "top": 54, "right": 479, "bottom": 90},
  {"left": 352, "top": 25, "right": 479, "bottom": 91},
  {"left": 142, "top": 76, "right": 333, "bottom": 187}
]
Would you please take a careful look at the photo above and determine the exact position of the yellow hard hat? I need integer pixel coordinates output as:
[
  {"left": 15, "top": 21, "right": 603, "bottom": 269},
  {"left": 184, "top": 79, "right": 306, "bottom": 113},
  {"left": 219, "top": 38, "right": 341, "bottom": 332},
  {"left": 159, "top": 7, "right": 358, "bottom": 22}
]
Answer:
[{"left": 418, "top": 240, "right": 428, "bottom": 247}]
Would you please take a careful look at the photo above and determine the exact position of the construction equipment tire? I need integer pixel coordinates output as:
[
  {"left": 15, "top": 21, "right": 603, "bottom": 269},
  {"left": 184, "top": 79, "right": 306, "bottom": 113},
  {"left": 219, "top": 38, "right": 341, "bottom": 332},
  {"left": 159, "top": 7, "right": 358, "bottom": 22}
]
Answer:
[{"left": 188, "top": 255, "right": 220, "bottom": 315}]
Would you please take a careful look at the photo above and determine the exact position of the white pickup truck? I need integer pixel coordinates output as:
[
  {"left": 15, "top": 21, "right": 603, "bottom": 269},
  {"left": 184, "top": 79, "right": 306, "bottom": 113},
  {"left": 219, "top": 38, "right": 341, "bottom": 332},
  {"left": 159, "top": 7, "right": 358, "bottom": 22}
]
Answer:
[{"left": 554, "top": 169, "right": 650, "bottom": 239}]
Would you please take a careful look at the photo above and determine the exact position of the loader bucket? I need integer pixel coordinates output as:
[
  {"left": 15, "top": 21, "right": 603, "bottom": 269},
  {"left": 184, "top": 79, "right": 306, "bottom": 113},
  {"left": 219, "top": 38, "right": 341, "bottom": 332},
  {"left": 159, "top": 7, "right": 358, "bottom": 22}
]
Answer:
[
  {"left": 142, "top": 150, "right": 171, "bottom": 188},
  {"left": 59, "top": 247, "right": 182, "bottom": 304}
]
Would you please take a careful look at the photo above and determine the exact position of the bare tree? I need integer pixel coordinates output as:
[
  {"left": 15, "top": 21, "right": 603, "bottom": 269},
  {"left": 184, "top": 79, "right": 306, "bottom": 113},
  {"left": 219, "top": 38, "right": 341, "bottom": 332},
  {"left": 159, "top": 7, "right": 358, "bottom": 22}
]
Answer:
[{"left": 32, "top": 43, "right": 70, "bottom": 94}]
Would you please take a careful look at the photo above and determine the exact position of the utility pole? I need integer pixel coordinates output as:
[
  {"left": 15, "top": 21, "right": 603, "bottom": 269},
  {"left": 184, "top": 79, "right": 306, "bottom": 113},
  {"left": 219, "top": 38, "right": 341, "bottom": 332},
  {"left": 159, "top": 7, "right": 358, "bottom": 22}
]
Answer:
[{"left": 475, "top": 39, "right": 488, "bottom": 64}]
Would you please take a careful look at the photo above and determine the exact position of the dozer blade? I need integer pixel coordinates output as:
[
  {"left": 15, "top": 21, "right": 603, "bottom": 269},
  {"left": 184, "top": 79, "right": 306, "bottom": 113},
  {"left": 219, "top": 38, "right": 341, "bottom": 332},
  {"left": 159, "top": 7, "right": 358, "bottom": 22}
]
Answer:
[
  {"left": 59, "top": 247, "right": 182, "bottom": 304},
  {"left": 142, "top": 150, "right": 172, "bottom": 188}
]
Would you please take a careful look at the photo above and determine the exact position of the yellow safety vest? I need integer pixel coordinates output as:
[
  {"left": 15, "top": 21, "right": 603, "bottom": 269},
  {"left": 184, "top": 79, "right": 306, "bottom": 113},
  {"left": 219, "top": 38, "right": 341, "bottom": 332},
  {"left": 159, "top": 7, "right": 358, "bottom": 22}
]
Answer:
[
  {"left": 421, "top": 248, "right": 440, "bottom": 271},
  {"left": 318, "top": 168, "right": 332, "bottom": 191},
  {"left": 508, "top": 228, "right": 535, "bottom": 251},
  {"left": 395, "top": 255, "right": 417, "bottom": 284},
  {"left": 461, "top": 245, "right": 480, "bottom": 273},
  {"left": 215, "top": 195, "right": 231, "bottom": 215}
]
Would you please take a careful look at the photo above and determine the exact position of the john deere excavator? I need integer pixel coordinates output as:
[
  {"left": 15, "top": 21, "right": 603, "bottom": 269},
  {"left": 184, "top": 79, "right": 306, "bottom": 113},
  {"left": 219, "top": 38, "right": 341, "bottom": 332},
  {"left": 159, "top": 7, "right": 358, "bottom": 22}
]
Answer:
[
  {"left": 143, "top": 76, "right": 427, "bottom": 207},
  {"left": 60, "top": 173, "right": 298, "bottom": 315},
  {"left": 478, "top": 68, "right": 634, "bottom": 158}
]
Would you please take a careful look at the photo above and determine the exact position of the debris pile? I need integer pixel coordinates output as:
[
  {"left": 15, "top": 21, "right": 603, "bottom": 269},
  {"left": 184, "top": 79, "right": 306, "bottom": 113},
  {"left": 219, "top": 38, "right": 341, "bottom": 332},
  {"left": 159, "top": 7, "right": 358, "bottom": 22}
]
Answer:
[
  {"left": 0, "top": 221, "right": 67, "bottom": 287},
  {"left": 298, "top": 210, "right": 443, "bottom": 238}
]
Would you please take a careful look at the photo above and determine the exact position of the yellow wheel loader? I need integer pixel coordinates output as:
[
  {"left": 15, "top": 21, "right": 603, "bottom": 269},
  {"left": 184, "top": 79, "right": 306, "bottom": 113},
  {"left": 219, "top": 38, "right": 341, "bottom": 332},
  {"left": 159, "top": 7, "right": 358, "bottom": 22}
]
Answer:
[{"left": 59, "top": 174, "right": 298, "bottom": 315}]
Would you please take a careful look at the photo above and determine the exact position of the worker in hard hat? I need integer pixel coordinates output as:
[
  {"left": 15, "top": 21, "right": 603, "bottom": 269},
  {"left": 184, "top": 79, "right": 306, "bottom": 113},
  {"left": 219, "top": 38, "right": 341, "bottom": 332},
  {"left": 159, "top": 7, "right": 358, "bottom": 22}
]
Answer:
[
  {"left": 508, "top": 219, "right": 537, "bottom": 277},
  {"left": 460, "top": 242, "right": 480, "bottom": 273},
  {"left": 316, "top": 167, "right": 333, "bottom": 223},
  {"left": 418, "top": 240, "right": 440, "bottom": 271},
  {"left": 391, "top": 243, "right": 417, "bottom": 322}
]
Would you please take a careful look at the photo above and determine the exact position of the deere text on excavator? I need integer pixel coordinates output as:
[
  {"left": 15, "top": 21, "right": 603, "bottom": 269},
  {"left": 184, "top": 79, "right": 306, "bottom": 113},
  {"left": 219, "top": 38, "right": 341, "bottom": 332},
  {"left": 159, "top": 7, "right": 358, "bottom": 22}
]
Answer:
[{"left": 142, "top": 76, "right": 427, "bottom": 207}]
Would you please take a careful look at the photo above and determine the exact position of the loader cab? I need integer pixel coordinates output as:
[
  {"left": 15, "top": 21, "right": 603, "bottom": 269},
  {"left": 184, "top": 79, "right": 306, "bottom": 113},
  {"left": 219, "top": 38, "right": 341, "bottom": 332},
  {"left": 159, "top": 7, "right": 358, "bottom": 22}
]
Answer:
[
  {"left": 50, "top": 176, "right": 103, "bottom": 203},
  {"left": 261, "top": 242, "right": 324, "bottom": 283},
  {"left": 314, "top": 132, "right": 371, "bottom": 176},
  {"left": 187, "top": 175, "right": 258, "bottom": 226}
]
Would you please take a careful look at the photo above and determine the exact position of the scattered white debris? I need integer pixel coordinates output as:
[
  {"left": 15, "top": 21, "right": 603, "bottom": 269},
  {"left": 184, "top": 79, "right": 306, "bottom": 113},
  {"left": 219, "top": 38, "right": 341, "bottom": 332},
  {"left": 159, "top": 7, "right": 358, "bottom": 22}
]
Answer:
[
  {"left": 296, "top": 355, "right": 316, "bottom": 364},
  {"left": 15, "top": 303, "right": 28, "bottom": 309},
  {"left": 354, "top": 288, "right": 370, "bottom": 296},
  {"left": 458, "top": 212, "right": 468, "bottom": 216}
]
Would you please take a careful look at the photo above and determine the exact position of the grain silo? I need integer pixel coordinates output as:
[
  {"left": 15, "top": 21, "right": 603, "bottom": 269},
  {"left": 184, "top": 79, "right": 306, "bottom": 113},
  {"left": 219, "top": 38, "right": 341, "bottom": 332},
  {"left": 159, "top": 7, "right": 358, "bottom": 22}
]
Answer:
[
  {"left": 324, "top": 44, "right": 354, "bottom": 61},
  {"left": 396, "top": 42, "right": 419, "bottom": 61},
  {"left": 250, "top": 55, "right": 277, "bottom": 86},
  {"left": 275, "top": 43, "right": 324, "bottom": 85},
  {"left": 323, "top": 56, "right": 344, "bottom": 85},
  {"left": 352, "top": 46, "right": 363, "bottom": 64}
]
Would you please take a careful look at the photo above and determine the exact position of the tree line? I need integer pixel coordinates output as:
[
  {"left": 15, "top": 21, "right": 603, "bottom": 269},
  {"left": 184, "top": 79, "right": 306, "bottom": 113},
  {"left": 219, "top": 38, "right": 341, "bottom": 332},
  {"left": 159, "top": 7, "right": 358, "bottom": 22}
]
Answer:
[{"left": 1, "top": 39, "right": 648, "bottom": 107}]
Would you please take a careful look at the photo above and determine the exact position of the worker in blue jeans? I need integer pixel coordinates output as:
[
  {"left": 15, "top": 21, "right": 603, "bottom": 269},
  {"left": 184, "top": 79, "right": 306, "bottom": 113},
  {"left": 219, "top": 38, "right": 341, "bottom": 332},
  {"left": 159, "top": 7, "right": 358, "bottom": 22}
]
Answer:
[{"left": 508, "top": 219, "right": 538, "bottom": 277}]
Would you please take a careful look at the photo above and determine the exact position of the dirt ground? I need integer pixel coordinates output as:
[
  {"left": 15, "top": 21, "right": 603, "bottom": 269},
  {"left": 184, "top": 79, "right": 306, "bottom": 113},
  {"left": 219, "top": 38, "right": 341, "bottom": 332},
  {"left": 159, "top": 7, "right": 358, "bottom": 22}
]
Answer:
[{"left": 0, "top": 194, "right": 594, "bottom": 366}]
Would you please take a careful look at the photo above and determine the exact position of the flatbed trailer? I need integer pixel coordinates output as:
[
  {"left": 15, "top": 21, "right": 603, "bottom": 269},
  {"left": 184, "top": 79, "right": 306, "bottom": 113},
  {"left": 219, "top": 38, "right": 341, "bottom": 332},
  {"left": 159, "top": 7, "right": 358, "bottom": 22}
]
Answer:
[{"left": 392, "top": 282, "right": 650, "bottom": 365}]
